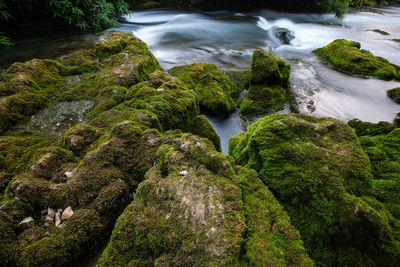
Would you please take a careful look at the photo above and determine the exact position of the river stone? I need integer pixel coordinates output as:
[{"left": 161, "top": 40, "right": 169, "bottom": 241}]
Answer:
[
  {"left": 61, "top": 206, "right": 74, "bottom": 220},
  {"left": 19, "top": 217, "right": 34, "bottom": 230}
]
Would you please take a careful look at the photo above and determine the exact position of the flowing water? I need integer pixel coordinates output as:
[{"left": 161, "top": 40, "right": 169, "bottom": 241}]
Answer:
[{"left": 1, "top": 7, "right": 400, "bottom": 154}]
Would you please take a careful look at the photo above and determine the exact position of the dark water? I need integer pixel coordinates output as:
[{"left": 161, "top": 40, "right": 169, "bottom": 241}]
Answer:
[{"left": 1, "top": 7, "right": 399, "bottom": 155}]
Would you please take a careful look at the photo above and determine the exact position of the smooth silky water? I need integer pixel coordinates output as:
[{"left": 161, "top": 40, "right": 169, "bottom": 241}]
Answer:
[{"left": 1, "top": 7, "right": 400, "bottom": 154}]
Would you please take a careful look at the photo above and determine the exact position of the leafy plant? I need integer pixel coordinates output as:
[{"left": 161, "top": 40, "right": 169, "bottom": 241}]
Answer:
[{"left": 0, "top": 0, "right": 12, "bottom": 46}]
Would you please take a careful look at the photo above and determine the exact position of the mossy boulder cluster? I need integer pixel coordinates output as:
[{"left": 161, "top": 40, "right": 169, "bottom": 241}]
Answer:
[
  {"left": 314, "top": 39, "right": 400, "bottom": 80},
  {"left": 169, "top": 63, "right": 237, "bottom": 116},
  {"left": 229, "top": 114, "right": 400, "bottom": 266},
  {"left": 1, "top": 31, "right": 400, "bottom": 267},
  {"left": 99, "top": 132, "right": 312, "bottom": 266},
  {"left": 240, "top": 49, "right": 292, "bottom": 116}
]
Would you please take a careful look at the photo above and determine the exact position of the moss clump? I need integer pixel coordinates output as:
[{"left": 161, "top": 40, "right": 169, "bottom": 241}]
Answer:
[
  {"left": 169, "top": 63, "right": 236, "bottom": 116},
  {"left": 229, "top": 113, "right": 400, "bottom": 266},
  {"left": 190, "top": 115, "right": 221, "bottom": 151},
  {"left": 240, "top": 49, "right": 291, "bottom": 116},
  {"left": 99, "top": 132, "right": 312, "bottom": 266},
  {"left": 0, "top": 59, "right": 70, "bottom": 133},
  {"left": 387, "top": 87, "right": 400, "bottom": 104},
  {"left": 372, "top": 29, "right": 390, "bottom": 35},
  {"left": 0, "top": 136, "right": 51, "bottom": 194},
  {"left": 348, "top": 120, "right": 400, "bottom": 219},
  {"left": 314, "top": 39, "right": 400, "bottom": 80}
]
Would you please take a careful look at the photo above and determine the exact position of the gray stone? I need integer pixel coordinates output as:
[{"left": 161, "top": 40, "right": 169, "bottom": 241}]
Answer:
[
  {"left": 45, "top": 208, "right": 55, "bottom": 223},
  {"left": 19, "top": 217, "right": 34, "bottom": 230}
]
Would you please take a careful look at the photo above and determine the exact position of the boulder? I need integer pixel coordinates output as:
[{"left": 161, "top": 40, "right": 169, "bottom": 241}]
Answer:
[
  {"left": 18, "top": 217, "right": 34, "bottom": 230},
  {"left": 98, "top": 133, "right": 312, "bottom": 266},
  {"left": 314, "top": 39, "right": 400, "bottom": 80},
  {"left": 169, "top": 63, "right": 237, "bottom": 116},
  {"left": 240, "top": 49, "right": 291, "bottom": 116},
  {"left": 229, "top": 113, "right": 400, "bottom": 266}
]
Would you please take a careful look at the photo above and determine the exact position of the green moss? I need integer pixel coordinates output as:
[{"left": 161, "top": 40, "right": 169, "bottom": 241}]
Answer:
[
  {"left": 240, "top": 49, "right": 291, "bottom": 116},
  {"left": 229, "top": 113, "right": 400, "bottom": 266},
  {"left": 372, "top": 29, "right": 390, "bottom": 35},
  {"left": 387, "top": 87, "right": 400, "bottom": 104},
  {"left": 237, "top": 167, "right": 313, "bottom": 266},
  {"left": 99, "top": 133, "right": 311, "bottom": 266},
  {"left": 20, "top": 209, "right": 104, "bottom": 266},
  {"left": 190, "top": 115, "right": 221, "bottom": 152},
  {"left": 348, "top": 119, "right": 395, "bottom": 136},
  {"left": 314, "top": 39, "right": 400, "bottom": 80},
  {"left": 169, "top": 63, "right": 237, "bottom": 116},
  {"left": 349, "top": 120, "right": 400, "bottom": 219},
  {"left": 62, "top": 123, "right": 103, "bottom": 156},
  {"left": 0, "top": 136, "right": 51, "bottom": 194},
  {"left": 60, "top": 49, "right": 104, "bottom": 74}
]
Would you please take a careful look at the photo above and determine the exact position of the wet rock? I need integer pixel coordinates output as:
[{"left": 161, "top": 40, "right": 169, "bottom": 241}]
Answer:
[
  {"left": 274, "top": 27, "right": 295, "bottom": 45},
  {"left": 18, "top": 217, "right": 34, "bottom": 230},
  {"left": 61, "top": 206, "right": 74, "bottom": 220},
  {"left": 26, "top": 100, "right": 93, "bottom": 137},
  {"left": 314, "top": 39, "right": 400, "bottom": 80},
  {"left": 240, "top": 49, "right": 291, "bottom": 116}
]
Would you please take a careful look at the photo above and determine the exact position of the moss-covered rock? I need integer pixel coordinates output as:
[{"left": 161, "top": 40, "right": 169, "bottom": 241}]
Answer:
[
  {"left": 387, "top": 87, "right": 400, "bottom": 104},
  {"left": 229, "top": 113, "right": 400, "bottom": 266},
  {"left": 169, "top": 63, "right": 237, "bottom": 116},
  {"left": 240, "top": 49, "right": 291, "bottom": 116},
  {"left": 0, "top": 136, "right": 51, "bottom": 194},
  {"left": 19, "top": 209, "right": 103, "bottom": 267},
  {"left": 190, "top": 115, "right": 221, "bottom": 151},
  {"left": 0, "top": 59, "right": 70, "bottom": 133},
  {"left": 0, "top": 32, "right": 205, "bottom": 266},
  {"left": 348, "top": 119, "right": 400, "bottom": 219},
  {"left": 98, "top": 132, "right": 312, "bottom": 266},
  {"left": 314, "top": 39, "right": 400, "bottom": 80}
]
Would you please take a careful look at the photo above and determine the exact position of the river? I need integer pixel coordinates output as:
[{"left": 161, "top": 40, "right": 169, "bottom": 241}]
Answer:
[{"left": 1, "top": 7, "right": 400, "bottom": 154}]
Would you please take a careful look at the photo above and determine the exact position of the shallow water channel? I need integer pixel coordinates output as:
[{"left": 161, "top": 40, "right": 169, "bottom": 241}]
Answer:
[{"left": 1, "top": 7, "right": 400, "bottom": 154}]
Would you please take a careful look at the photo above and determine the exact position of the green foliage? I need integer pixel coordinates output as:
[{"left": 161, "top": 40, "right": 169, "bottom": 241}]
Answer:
[
  {"left": 0, "top": 0, "right": 12, "bottom": 46},
  {"left": 3, "top": 0, "right": 129, "bottom": 32},
  {"left": 48, "top": 0, "right": 129, "bottom": 31}
]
